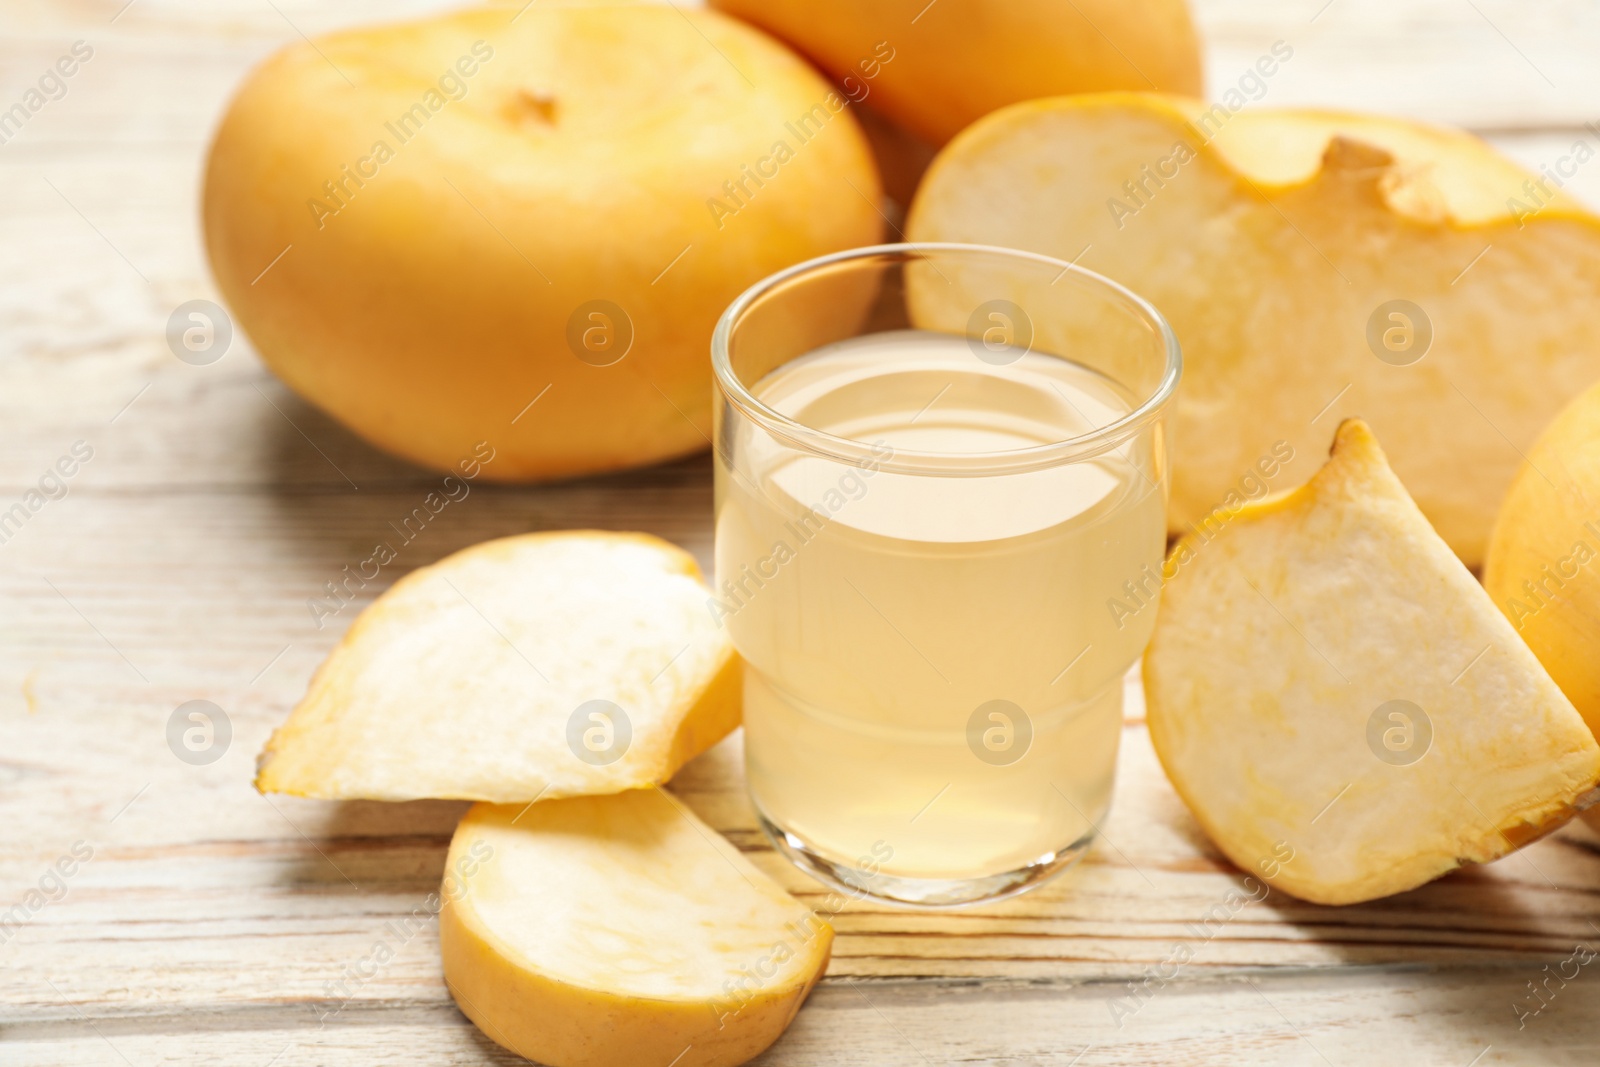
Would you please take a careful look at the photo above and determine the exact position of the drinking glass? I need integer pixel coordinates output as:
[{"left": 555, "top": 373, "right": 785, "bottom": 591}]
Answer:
[{"left": 710, "top": 243, "right": 1181, "bottom": 907}]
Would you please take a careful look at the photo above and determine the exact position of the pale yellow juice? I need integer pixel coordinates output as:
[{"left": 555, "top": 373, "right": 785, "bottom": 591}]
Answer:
[{"left": 714, "top": 329, "right": 1165, "bottom": 886}]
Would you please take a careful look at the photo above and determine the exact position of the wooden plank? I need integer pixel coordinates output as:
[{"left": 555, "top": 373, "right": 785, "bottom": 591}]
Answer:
[
  {"left": 4, "top": 968, "right": 1599, "bottom": 1065},
  {"left": 1198, "top": 0, "right": 1600, "bottom": 130}
]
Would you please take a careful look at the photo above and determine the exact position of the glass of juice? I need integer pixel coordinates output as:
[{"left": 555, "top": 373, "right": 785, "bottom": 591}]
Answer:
[{"left": 710, "top": 243, "right": 1180, "bottom": 907}]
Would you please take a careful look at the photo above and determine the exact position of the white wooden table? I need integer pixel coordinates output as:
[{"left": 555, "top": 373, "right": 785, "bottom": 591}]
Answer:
[{"left": 5, "top": 2, "right": 1600, "bottom": 1063}]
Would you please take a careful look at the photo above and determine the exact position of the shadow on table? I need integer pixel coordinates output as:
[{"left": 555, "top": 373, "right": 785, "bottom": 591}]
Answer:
[
  {"left": 248, "top": 375, "right": 716, "bottom": 580},
  {"left": 1147, "top": 779, "right": 1600, "bottom": 970},
  {"left": 269, "top": 797, "right": 472, "bottom": 894}
]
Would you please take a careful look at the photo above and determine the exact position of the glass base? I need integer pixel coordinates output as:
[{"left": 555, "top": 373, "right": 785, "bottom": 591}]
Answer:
[{"left": 756, "top": 809, "right": 1097, "bottom": 909}]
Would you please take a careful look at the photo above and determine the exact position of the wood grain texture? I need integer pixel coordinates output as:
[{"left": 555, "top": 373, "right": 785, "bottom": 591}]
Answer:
[{"left": 5, "top": 1, "right": 1600, "bottom": 1064}]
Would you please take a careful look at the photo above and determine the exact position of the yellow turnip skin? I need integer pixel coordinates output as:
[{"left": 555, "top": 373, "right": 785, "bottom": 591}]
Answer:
[
  {"left": 204, "top": 4, "right": 881, "bottom": 481},
  {"left": 1486, "top": 380, "right": 1600, "bottom": 747}
]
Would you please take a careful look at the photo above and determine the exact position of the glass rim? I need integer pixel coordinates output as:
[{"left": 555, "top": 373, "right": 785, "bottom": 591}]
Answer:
[{"left": 710, "top": 241, "right": 1182, "bottom": 476}]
